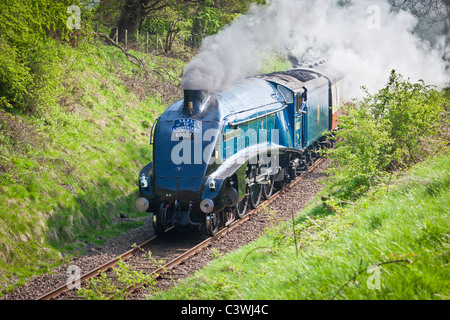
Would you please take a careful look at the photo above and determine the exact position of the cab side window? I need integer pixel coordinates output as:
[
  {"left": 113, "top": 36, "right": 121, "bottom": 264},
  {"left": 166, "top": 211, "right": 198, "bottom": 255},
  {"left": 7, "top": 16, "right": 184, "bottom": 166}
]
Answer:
[{"left": 277, "top": 86, "right": 294, "bottom": 104}]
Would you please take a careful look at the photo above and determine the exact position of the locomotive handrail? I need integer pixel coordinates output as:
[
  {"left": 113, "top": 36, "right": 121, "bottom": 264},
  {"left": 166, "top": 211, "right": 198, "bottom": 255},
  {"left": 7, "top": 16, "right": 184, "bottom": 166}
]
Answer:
[{"left": 149, "top": 116, "right": 160, "bottom": 145}]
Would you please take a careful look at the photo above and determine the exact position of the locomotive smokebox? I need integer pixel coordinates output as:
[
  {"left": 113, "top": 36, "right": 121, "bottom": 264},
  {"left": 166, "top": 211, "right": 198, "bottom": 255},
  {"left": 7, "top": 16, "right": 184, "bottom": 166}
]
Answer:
[{"left": 183, "top": 89, "right": 206, "bottom": 116}]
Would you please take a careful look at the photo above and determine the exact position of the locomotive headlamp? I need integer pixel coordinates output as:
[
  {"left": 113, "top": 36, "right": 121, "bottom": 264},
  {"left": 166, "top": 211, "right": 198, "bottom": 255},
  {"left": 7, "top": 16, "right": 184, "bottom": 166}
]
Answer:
[
  {"left": 135, "top": 197, "right": 150, "bottom": 212},
  {"left": 200, "top": 199, "right": 214, "bottom": 214},
  {"left": 140, "top": 174, "right": 148, "bottom": 188}
]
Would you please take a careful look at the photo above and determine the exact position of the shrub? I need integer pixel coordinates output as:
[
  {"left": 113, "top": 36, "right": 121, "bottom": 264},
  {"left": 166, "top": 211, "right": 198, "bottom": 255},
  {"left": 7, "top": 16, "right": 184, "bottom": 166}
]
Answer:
[
  {"left": 0, "top": 0, "right": 89, "bottom": 113},
  {"left": 326, "top": 70, "right": 448, "bottom": 200}
]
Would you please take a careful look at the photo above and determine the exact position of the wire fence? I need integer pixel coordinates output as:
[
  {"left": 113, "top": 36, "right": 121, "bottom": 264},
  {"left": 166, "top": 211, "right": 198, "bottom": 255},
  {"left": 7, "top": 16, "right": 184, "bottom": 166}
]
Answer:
[{"left": 106, "top": 27, "right": 196, "bottom": 54}]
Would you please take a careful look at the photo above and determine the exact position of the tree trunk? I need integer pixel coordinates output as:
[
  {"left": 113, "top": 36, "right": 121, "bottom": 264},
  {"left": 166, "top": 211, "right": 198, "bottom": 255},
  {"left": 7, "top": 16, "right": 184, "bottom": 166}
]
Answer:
[
  {"left": 191, "top": 16, "right": 203, "bottom": 48},
  {"left": 165, "top": 20, "right": 181, "bottom": 53},
  {"left": 110, "top": 0, "right": 148, "bottom": 44}
]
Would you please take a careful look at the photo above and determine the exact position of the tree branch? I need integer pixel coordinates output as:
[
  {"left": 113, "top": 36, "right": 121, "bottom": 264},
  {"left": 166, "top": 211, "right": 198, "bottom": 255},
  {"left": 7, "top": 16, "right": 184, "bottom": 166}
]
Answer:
[
  {"left": 95, "top": 32, "right": 145, "bottom": 68},
  {"left": 333, "top": 258, "right": 414, "bottom": 299},
  {"left": 93, "top": 32, "right": 181, "bottom": 85}
]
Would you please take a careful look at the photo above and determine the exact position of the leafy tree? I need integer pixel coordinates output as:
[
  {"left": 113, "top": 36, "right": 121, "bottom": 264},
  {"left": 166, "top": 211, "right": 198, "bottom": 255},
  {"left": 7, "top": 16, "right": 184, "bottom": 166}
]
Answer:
[
  {"left": 191, "top": 0, "right": 221, "bottom": 48},
  {"left": 92, "top": 0, "right": 126, "bottom": 30},
  {"left": 109, "top": 0, "right": 265, "bottom": 50},
  {"left": 137, "top": 3, "right": 190, "bottom": 53},
  {"left": 109, "top": 0, "right": 185, "bottom": 43},
  {"left": 326, "top": 70, "right": 447, "bottom": 200},
  {"left": 0, "top": 0, "right": 90, "bottom": 113}
]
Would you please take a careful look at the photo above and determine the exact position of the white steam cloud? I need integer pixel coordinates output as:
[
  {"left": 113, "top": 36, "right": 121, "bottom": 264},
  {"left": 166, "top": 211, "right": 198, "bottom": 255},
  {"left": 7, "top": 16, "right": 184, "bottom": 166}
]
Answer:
[{"left": 182, "top": 0, "right": 449, "bottom": 98}]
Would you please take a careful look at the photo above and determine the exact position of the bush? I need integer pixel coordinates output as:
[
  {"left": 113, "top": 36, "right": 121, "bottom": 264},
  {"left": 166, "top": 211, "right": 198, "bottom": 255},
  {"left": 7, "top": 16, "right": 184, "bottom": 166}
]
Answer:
[
  {"left": 0, "top": 0, "right": 88, "bottom": 113},
  {"left": 326, "top": 70, "right": 448, "bottom": 200}
]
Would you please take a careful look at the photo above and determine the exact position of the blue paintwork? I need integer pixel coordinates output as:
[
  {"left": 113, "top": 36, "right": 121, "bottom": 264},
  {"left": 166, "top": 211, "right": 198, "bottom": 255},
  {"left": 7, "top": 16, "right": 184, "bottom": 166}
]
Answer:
[
  {"left": 303, "top": 84, "right": 330, "bottom": 148},
  {"left": 215, "top": 77, "right": 330, "bottom": 161},
  {"left": 218, "top": 78, "right": 285, "bottom": 126}
]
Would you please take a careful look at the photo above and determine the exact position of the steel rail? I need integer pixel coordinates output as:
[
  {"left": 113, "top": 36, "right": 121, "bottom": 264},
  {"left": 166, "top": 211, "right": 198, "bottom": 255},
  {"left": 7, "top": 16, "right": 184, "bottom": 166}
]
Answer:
[
  {"left": 37, "top": 157, "right": 325, "bottom": 300},
  {"left": 36, "top": 236, "right": 158, "bottom": 300}
]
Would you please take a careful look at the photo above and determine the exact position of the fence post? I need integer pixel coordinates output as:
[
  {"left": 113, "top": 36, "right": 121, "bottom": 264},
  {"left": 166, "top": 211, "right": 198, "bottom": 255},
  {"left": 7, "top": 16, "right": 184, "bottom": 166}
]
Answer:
[
  {"left": 159, "top": 37, "right": 164, "bottom": 52},
  {"left": 115, "top": 29, "right": 118, "bottom": 44},
  {"left": 125, "top": 29, "right": 128, "bottom": 49},
  {"left": 146, "top": 31, "right": 149, "bottom": 53}
]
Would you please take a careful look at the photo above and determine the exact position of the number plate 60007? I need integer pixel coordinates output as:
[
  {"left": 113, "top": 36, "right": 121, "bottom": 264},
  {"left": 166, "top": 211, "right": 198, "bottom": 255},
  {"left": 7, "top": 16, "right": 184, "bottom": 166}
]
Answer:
[{"left": 173, "top": 131, "right": 194, "bottom": 140}]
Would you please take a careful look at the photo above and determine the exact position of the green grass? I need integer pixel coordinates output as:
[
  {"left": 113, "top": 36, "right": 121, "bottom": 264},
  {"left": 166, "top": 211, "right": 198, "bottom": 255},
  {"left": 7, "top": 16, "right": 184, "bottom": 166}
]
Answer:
[
  {"left": 0, "top": 42, "right": 184, "bottom": 295},
  {"left": 151, "top": 152, "right": 450, "bottom": 300},
  {"left": 259, "top": 52, "right": 293, "bottom": 74}
]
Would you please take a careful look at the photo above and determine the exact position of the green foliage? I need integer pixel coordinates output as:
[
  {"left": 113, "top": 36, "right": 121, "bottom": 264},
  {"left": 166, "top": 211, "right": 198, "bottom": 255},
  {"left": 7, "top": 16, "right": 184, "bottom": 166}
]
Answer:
[
  {"left": 0, "top": 0, "right": 91, "bottom": 113},
  {"left": 193, "top": 0, "right": 221, "bottom": 36},
  {"left": 367, "top": 71, "right": 446, "bottom": 165},
  {"left": 91, "top": 0, "right": 125, "bottom": 30},
  {"left": 0, "top": 39, "right": 30, "bottom": 107},
  {"left": 326, "top": 70, "right": 448, "bottom": 200},
  {"left": 136, "top": 0, "right": 263, "bottom": 52},
  {"left": 78, "top": 260, "right": 157, "bottom": 300}
]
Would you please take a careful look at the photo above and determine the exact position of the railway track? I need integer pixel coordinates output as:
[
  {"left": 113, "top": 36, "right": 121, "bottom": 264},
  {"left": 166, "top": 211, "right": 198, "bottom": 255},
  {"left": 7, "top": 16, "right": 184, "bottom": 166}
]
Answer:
[{"left": 37, "top": 157, "right": 325, "bottom": 300}]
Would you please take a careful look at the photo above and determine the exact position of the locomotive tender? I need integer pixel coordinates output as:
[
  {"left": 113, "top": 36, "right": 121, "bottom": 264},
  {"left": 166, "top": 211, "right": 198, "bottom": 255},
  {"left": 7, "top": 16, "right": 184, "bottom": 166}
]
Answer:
[{"left": 135, "top": 67, "right": 347, "bottom": 236}]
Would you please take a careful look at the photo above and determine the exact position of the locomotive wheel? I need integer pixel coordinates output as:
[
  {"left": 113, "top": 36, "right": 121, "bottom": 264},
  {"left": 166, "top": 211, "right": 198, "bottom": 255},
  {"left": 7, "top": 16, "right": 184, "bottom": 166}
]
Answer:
[
  {"left": 275, "top": 168, "right": 288, "bottom": 191},
  {"left": 262, "top": 174, "right": 275, "bottom": 200},
  {"left": 206, "top": 212, "right": 219, "bottom": 236},
  {"left": 247, "top": 165, "right": 262, "bottom": 209},
  {"left": 153, "top": 203, "right": 168, "bottom": 236},
  {"left": 248, "top": 178, "right": 262, "bottom": 209},
  {"left": 236, "top": 194, "right": 248, "bottom": 219},
  {"left": 311, "top": 144, "right": 318, "bottom": 161}
]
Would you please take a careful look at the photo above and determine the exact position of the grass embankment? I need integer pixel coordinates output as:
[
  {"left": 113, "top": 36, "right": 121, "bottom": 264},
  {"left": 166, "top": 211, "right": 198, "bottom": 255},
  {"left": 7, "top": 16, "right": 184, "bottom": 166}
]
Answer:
[
  {"left": 152, "top": 152, "right": 449, "bottom": 300},
  {"left": 0, "top": 43, "right": 183, "bottom": 294}
]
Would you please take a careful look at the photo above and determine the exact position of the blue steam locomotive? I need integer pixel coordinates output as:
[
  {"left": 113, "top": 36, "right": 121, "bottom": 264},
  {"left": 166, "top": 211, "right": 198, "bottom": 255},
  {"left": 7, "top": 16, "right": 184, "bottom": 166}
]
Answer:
[{"left": 135, "top": 67, "right": 347, "bottom": 236}]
